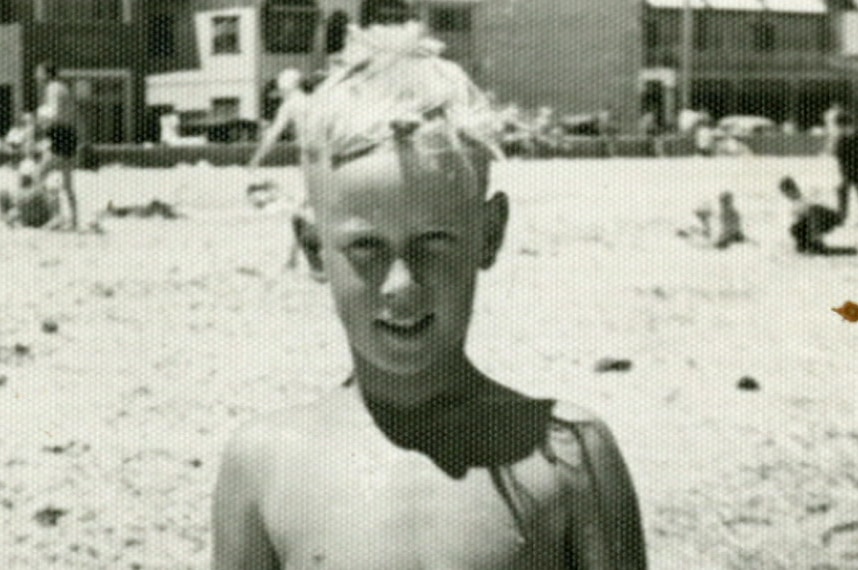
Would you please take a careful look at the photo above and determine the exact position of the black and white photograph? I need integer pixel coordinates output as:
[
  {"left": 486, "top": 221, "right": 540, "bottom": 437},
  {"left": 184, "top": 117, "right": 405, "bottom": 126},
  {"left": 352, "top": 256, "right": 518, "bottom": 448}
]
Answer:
[{"left": 2, "top": 0, "right": 858, "bottom": 568}]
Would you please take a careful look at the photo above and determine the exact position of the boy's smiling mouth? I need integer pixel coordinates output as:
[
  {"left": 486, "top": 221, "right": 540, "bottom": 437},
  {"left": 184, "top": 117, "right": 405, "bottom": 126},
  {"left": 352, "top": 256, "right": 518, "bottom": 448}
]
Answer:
[{"left": 375, "top": 314, "right": 436, "bottom": 338}]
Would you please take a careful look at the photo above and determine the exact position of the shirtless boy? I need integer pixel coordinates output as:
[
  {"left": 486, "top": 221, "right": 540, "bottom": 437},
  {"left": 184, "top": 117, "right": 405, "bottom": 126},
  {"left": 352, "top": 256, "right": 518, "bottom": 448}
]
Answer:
[{"left": 213, "top": 23, "right": 646, "bottom": 570}]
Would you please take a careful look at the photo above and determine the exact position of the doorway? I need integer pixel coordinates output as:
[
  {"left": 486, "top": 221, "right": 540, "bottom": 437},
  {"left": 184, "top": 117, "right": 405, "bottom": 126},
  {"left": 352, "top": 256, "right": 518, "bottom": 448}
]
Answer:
[{"left": 60, "top": 70, "right": 133, "bottom": 144}]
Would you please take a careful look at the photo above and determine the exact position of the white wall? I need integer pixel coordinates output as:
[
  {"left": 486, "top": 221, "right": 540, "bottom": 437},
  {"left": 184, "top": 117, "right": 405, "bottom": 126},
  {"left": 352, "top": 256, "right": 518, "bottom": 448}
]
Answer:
[
  {"left": 147, "top": 7, "right": 260, "bottom": 120},
  {"left": 842, "top": 11, "right": 858, "bottom": 56}
]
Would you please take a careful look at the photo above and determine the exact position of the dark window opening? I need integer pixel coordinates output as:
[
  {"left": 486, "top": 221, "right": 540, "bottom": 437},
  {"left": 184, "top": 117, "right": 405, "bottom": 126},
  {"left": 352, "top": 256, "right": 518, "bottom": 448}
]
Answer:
[
  {"left": 359, "top": 0, "right": 413, "bottom": 28},
  {"left": 325, "top": 10, "right": 349, "bottom": 54},
  {"left": 212, "top": 15, "right": 240, "bottom": 54},
  {"left": 263, "top": 0, "right": 320, "bottom": 54},
  {"left": 428, "top": 6, "right": 472, "bottom": 33},
  {"left": 0, "top": 0, "right": 14, "bottom": 23},
  {"left": 643, "top": 18, "right": 660, "bottom": 49},
  {"left": 147, "top": 14, "right": 175, "bottom": 58},
  {"left": 694, "top": 17, "right": 719, "bottom": 50},
  {"left": 211, "top": 97, "right": 240, "bottom": 121},
  {"left": 751, "top": 21, "right": 775, "bottom": 52},
  {"left": 817, "top": 19, "right": 833, "bottom": 52},
  {"left": 40, "top": 0, "right": 125, "bottom": 22}
]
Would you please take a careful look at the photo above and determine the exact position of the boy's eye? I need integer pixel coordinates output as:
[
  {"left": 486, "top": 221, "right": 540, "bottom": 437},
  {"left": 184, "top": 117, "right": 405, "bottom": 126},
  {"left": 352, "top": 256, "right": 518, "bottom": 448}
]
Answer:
[
  {"left": 418, "top": 232, "right": 457, "bottom": 252},
  {"left": 344, "top": 238, "right": 387, "bottom": 260}
]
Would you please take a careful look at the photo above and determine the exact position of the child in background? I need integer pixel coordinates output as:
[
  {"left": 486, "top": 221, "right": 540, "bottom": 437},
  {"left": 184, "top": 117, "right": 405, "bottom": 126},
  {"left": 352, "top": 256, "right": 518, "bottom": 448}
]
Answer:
[
  {"left": 247, "top": 68, "right": 312, "bottom": 269},
  {"left": 713, "top": 191, "right": 745, "bottom": 249},
  {"left": 0, "top": 112, "right": 63, "bottom": 229},
  {"left": 213, "top": 22, "right": 646, "bottom": 570},
  {"left": 779, "top": 176, "right": 855, "bottom": 256}
]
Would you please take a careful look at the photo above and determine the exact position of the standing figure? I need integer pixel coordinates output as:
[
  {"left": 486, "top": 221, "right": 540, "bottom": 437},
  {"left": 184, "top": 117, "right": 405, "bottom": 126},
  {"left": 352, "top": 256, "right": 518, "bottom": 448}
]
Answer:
[
  {"left": 213, "top": 22, "right": 647, "bottom": 570},
  {"left": 248, "top": 68, "right": 310, "bottom": 269},
  {"left": 835, "top": 113, "right": 858, "bottom": 223},
  {"left": 35, "top": 61, "right": 79, "bottom": 230},
  {"left": 822, "top": 101, "right": 843, "bottom": 155}
]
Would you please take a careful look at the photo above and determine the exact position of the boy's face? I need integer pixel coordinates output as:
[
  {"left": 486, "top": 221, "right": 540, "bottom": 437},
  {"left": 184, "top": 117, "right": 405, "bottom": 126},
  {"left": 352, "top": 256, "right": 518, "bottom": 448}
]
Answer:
[{"left": 302, "top": 146, "right": 507, "bottom": 376}]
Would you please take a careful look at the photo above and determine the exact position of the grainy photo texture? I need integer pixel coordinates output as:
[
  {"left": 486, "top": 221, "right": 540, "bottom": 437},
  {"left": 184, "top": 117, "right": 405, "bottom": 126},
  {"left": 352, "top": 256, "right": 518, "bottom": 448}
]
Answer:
[{"left": 1, "top": 1, "right": 857, "bottom": 569}]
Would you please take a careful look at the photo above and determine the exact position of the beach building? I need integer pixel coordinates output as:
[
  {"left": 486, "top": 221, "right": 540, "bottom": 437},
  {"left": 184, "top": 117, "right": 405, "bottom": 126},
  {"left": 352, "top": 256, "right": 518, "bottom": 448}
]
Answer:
[
  {"left": 0, "top": 0, "right": 856, "bottom": 142},
  {"left": 642, "top": 0, "right": 858, "bottom": 130},
  {"left": 143, "top": 0, "right": 642, "bottom": 134},
  {"left": 0, "top": 0, "right": 153, "bottom": 143}
]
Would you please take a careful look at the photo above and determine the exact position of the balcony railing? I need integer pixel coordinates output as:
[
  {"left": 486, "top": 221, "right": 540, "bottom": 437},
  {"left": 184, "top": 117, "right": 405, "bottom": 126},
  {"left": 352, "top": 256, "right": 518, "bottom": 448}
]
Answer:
[{"left": 645, "top": 46, "right": 833, "bottom": 71}]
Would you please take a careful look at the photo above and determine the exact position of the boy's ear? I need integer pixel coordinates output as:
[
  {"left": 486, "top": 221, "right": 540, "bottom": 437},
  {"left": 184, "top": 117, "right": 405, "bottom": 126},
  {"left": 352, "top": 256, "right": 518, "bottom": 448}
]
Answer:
[
  {"left": 480, "top": 191, "right": 509, "bottom": 270},
  {"left": 292, "top": 212, "right": 327, "bottom": 283}
]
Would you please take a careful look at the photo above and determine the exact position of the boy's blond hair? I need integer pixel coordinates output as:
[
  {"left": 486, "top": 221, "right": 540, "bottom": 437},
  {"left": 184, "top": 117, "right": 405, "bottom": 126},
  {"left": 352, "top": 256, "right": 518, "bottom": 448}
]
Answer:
[{"left": 295, "top": 22, "right": 503, "bottom": 170}]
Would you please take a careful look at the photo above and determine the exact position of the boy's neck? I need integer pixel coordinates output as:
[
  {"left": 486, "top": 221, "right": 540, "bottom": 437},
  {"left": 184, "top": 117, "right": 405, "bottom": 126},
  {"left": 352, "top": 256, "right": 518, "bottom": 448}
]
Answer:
[{"left": 351, "top": 352, "right": 490, "bottom": 409}]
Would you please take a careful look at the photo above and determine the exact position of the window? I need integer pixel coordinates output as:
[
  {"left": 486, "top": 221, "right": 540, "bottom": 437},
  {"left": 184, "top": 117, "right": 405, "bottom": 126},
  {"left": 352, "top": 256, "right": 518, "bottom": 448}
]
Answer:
[
  {"left": 694, "top": 17, "right": 720, "bottom": 50},
  {"left": 147, "top": 14, "right": 175, "bottom": 58},
  {"left": 212, "top": 98, "right": 240, "bottom": 120},
  {"left": 643, "top": 18, "right": 660, "bottom": 49},
  {"left": 37, "top": 0, "right": 126, "bottom": 23},
  {"left": 325, "top": 10, "right": 349, "bottom": 54},
  {"left": 817, "top": 19, "right": 833, "bottom": 52},
  {"left": 212, "top": 16, "right": 240, "bottom": 54},
  {"left": 359, "top": 0, "right": 413, "bottom": 28},
  {"left": 263, "top": 0, "right": 320, "bottom": 54},
  {"left": 751, "top": 21, "right": 776, "bottom": 52},
  {"left": 428, "top": 6, "right": 472, "bottom": 33}
]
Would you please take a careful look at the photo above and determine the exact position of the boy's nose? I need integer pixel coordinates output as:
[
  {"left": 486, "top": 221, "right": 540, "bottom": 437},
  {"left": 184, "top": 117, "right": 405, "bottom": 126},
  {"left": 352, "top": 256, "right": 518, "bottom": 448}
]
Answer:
[{"left": 380, "top": 258, "right": 418, "bottom": 300}]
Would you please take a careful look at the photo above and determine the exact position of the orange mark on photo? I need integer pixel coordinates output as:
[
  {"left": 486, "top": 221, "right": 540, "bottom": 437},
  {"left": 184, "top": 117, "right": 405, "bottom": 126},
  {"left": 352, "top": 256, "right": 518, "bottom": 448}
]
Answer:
[{"left": 833, "top": 301, "right": 858, "bottom": 322}]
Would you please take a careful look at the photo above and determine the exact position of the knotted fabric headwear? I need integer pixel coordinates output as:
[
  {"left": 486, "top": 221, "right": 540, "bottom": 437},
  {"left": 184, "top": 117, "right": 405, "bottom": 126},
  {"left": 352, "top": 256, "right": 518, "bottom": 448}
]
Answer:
[{"left": 296, "top": 21, "right": 504, "bottom": 170}]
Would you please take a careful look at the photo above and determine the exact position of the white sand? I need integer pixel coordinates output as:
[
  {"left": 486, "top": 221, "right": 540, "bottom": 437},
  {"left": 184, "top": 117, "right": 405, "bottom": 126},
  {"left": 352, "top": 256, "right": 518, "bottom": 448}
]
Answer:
[{"left": 1, "top": 156, "right": 857, "bottom": 568}]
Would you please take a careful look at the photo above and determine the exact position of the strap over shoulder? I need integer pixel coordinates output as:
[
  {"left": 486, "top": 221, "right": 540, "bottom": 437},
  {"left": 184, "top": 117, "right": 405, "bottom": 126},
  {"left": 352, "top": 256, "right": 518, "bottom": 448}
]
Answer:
[{"left": 542, "top": 405, "right": 648, "bottom": 570}]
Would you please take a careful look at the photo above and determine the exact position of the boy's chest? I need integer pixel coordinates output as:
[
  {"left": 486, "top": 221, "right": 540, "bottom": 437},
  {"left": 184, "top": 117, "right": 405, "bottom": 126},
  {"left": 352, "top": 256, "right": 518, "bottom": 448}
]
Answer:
[{"left": 261, "top": 447, "right": 569, "bottom": 570}]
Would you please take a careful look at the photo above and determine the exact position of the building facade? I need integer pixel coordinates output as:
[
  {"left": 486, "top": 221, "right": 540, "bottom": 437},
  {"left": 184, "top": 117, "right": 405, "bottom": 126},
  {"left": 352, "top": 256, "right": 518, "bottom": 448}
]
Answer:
[
  {"left": 0, "top": 0, "right": 155, "bottom": 143},
  {"left": 145, "top": 0, "right": 489, "bottom": 135},
  {"left": 641, "top": 0, "right": 858, "bottom": 130},
  {"left": 1, "top": 0, "right": 855, "bottom": 142}
]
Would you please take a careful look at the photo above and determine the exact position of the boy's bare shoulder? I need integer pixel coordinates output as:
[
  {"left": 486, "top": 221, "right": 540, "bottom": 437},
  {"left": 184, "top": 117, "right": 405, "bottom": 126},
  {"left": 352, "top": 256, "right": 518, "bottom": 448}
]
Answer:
[{"left": 223, "top": 389, "right": 361, "bottom": 462}]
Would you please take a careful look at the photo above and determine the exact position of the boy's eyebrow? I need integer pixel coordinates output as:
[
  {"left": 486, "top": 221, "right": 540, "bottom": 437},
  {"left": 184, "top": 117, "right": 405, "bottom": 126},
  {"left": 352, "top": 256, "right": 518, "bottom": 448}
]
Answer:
[{"left": 331, "top": 143, "right": 381, "bottom": 170}]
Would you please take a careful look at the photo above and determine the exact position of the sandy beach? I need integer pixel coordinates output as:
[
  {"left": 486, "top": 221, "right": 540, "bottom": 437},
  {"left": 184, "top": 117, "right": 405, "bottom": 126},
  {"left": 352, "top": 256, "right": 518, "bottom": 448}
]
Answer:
[{"left": 1, "top": 156, "right": 857, "bottom": 569}]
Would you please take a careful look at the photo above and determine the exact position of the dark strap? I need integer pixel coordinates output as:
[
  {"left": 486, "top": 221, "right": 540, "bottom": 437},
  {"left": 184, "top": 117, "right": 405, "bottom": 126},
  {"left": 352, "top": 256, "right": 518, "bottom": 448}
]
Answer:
[{"left": 550, "top": 419, "right": 648, "bottom": 570}]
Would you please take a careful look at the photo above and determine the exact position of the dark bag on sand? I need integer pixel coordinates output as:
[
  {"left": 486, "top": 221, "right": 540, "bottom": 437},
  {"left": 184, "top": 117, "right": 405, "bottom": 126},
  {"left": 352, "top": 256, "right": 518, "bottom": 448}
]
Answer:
[{"left": 17, "top": 190, "right": 55, "bottom": 227}]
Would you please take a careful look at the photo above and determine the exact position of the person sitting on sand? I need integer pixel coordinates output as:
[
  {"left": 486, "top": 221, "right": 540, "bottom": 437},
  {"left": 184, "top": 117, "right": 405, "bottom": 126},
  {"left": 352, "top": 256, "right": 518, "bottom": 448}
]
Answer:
[
  {"left": 0, "top": 155, "right": 63, "bottom": 229},
  {"left": 212, "top": 22, "right": 646, "bottom": 570},
  {"left": 0, "top": 112, "right": 64, "bottom": 229},
  {"left": 678, "top": 192, "right": 745, "bottom": 250},
  {"left": 713, "top": 191, "right": 745, "bottom": 249},
  {"left": 779, "top": 176, "right": 855, "bottom": 256}
]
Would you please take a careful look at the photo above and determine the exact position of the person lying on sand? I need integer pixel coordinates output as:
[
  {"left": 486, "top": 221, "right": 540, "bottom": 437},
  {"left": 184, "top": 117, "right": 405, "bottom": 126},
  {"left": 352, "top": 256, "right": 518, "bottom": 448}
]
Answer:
[
  {"left": 779, "top": 176, "right": 856, "bottom": 256},
  {"left": 213, "top": 22, "right": 646, "bottom": 570}
]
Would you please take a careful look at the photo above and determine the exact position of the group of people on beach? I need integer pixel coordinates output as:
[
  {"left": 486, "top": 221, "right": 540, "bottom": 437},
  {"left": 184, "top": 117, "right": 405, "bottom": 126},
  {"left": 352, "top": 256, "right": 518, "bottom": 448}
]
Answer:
[
  {"left": 0, "top": 62, "right": 78, "bottom": 231},
  {"left": 677, "top": 110, "right": 858, "bottom": 256}
]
